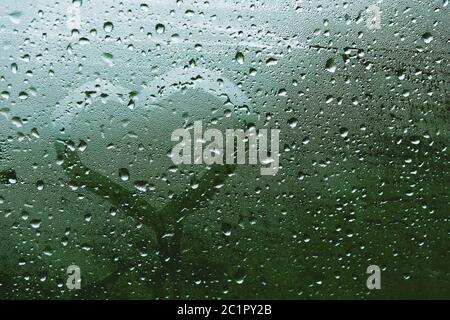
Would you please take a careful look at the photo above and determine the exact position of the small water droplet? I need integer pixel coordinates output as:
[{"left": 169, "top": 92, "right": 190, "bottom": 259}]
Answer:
[
  {"left": 11, "top": 63, "right": 18, "bottom": 73},
  {"left": 78, "top": 37, "right": 90, "bottom": 45},
  {"left": 72, "top": 0, "right": 82, "bottom": 8},
  {"left": 266, "top": 58, "right": 278, "bottom": 66},
  {"left": 221, "top": 222, "right": 232, "bottom": 236},
  {"left": 36, "top": 180, "right": 44, "bottom": 191},
  {"left": 134, "top": 181, "right": 148, "bottom": 192},
  {"left": 339, "top": 127, "right": 349, "bottom": 138},
  {"left": 288, "top": 118, "right": 298, "bottom": 128}
]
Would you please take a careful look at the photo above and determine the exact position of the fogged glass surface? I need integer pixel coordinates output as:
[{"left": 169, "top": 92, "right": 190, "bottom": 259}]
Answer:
[{"left": 0, "top": 0, "right": 448, "bottom": 299}]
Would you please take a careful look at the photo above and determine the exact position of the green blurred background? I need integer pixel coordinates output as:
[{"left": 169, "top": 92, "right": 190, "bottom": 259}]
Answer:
[{"left": 0, "top": 0, "right": 449, "bottom": 299}]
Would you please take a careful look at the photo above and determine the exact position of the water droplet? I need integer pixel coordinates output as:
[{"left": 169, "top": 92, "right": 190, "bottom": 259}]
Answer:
[
  {"left": 30, "top": 219, "right": 41, "bottom": 229},
  {"left": 1, "top": 91, "right": 10, "bottom": 99},
  {"left": 221, "top": 222, "right": 232, "bottom": 236},
  {"left": 8, "top": 11, "right": 22, "bottom": 24},
  {"left": 422, "top": 32, "right": 433, "bottom": 44},
  {"left": 266, "top": 58, "right": 278, "bottom": 66},
  {"left": 134, "top": 181, "right": 148, "bottom": 192},
  {"left": 190, "top": 177, "right": 199, "bottom": 189},
  {"left": 11, "top": 63, "right": 18, "bottom": 73},
  {"left": 339, "top": 127, "right": 349, "bottom": 138},
  {"left": 102, "top": 52, "right": 114, "bottom": 66},
  {"left": 31, "top": 128, "right": 40, "bottom": 139},
  {"left": 155, "top": 23, "right": 165, "bottom": 34},
  {"left": 103, "top": 22, "right": 114, "bottom": 33},
  {"left": 78, "top": 37, "right": 90, "bottom": 45},
  {"left": 235, "top": 51, "right": 245, "bottom": 64},
  {"left": 18, "top": 92, "right": 28, "bottom": 100},
  {"left": 288, "top": 118, "right": 298, "bottom": 128},
  {"left": 325, "top": 58, "right": 337, "bottom": 73},
  {"left": 119, "top": 168, "right": 130, "bottom": 181},
  {"left": 234, "top": 269, "right": 246, "bottom": 284},
  {"left": 36, "top": 180, "right": 44, "bottom": 191},
  {"left": 11, "top": 117, "right": 23, "bottom": 127}
]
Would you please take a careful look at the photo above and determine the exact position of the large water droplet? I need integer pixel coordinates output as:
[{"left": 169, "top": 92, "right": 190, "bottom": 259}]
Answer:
[
  {"left": 119, "top": 168, "right": 130, "bottom": 181},
  {"left": 422, "top": 32, "right": 433, "bottom": 44},
  {"left": 103, "top": 22, "right": 114, "bottom": 33},
  {"left": 155, "top": 23, "right": 165, "bottom": 34},
  {"left": 30, "top": 219, "right": 42, "bottom": 229},
  {"left": 235, "top": 51, "right": 245, "bottom": 64},
  {"left": 325, "top": 58, "right": 337, "bottom": 73}
]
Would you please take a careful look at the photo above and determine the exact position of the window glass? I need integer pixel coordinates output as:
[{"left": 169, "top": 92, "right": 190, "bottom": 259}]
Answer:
[{"left": 0, "top": 0, "right": 448, "bottom": 299}]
